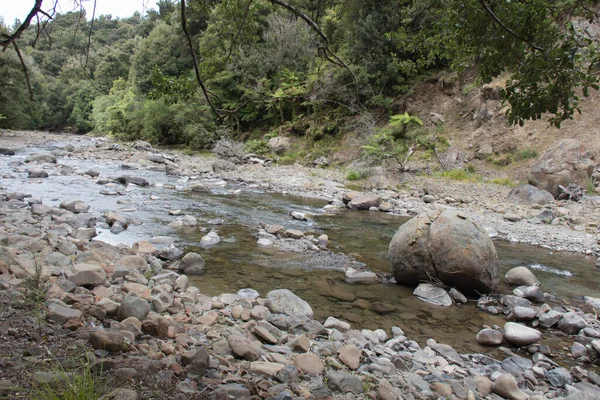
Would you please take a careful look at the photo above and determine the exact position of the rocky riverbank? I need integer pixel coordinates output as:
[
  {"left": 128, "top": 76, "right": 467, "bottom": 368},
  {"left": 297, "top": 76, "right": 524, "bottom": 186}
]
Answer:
[{"left": 0, "top": 130, "right": 599, "bottom": 399}]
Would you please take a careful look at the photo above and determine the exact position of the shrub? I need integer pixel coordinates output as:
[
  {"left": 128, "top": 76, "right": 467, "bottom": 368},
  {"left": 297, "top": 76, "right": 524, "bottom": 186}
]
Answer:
[
  {"left": 245, "top": 139, "right": 269, "bottom": 155},
  {"left": 346, "top": 170, "right": 366, "bottom": 180}
]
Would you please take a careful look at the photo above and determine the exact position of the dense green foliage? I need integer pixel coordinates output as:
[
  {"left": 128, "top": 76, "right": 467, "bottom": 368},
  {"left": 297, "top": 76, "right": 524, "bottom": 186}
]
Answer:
[{"left": 1, "top": 0, "right": 599, "bottom": 148}]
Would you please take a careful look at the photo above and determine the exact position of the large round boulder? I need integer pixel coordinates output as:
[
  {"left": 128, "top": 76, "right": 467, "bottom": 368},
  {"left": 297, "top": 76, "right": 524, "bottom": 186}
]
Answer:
[
  {"left": 389, "top": 209, "right": 499, "bottom": 294},
  {"left": 528, "top": 139, "right": 594, "bottom": 196}
]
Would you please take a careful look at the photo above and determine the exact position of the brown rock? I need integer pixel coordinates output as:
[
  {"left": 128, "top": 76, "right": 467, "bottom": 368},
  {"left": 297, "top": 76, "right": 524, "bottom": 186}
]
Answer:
[
  {"left": 294, "top": 353, "right": 324, "bottom": 375},
  {"left": 338, "top": 345, "right": 361, "bottom": 370},
  {"left": 227, "top": 335, "right": 261, "bottom": 361},
  {"left": 89, "top": 331, "right": 126, "bottom": 353}
]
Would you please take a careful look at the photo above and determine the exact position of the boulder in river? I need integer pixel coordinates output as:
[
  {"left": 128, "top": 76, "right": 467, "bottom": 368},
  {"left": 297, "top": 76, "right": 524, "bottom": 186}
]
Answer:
[
  {"left": 528, "top": 139, "right": 594, "bottom": 196},
  {"left": 389, "top": 209, "right": 499, "bottom": 295}
]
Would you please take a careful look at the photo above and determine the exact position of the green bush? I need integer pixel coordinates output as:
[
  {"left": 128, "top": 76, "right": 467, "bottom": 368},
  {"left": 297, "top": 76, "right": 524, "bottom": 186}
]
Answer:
[
  {"left": 346, "top": 170, "right": 366, "bottom": 180},
  {"left": 245, "top": 139, "right": 269, "bottom": 155}
]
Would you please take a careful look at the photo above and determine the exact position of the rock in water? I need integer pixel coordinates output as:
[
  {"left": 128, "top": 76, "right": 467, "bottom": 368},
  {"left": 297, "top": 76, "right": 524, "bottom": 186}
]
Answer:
[
  {"left": 413, "top": 283, "right": 452, "bottom": 307},
  {"left": 528, "top": 139, "right": 594, "bottom": 196},
  {"left": 264, "top": 289, "right": 313, "bottom": 318},
  {"left": 505, "top": 266, "right": 539, "bottom": 287},
  {"left": 389, "top": 209, "right": 499, "bottom": 295},
  {"left": 179, "top": 252, "right": 206, "bottom": 275},
  {"left": 200, "top": 231, "right": 220, "bottom": 247}
]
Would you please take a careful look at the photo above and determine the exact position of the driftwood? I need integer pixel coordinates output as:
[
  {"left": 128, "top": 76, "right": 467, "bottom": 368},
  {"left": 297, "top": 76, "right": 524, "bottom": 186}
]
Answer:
[{"left": 558, "top": 184, "right": 584, "bottom": 201}]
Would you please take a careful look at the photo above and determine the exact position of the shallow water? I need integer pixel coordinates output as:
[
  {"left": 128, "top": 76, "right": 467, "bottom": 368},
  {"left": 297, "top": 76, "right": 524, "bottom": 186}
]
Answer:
[{"left": 2, "top": 139, "right": 600, "bottom": 358}]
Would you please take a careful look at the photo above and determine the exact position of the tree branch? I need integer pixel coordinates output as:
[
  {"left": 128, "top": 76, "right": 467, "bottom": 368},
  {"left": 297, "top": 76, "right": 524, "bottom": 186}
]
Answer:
[
  {"left": 268, "top": 0, "right": 359, "bottom": 101},
  {"left": 478, "top": 0, "right": 546, "bottom": 53},
  {"left": 1, "top": 0, "right": 44, "bottom": 51},
  {"left": 13, "top": 42, "right": 34, "bottom": 100},
  {"left": 181, "top": 0, "right": 222, "bottom": 121},
  {"left": 268, "top": 0, "right": 329, "bottom": 43}
]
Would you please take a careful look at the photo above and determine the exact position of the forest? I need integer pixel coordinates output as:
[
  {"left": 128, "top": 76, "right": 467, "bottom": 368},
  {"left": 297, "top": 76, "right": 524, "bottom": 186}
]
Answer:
[{"left": 1, "top": 0, "right": 599, "bottom": 154}]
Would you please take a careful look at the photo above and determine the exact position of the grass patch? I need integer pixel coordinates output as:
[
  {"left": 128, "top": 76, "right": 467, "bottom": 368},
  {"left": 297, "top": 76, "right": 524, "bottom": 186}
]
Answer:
[
  {"left": 514, "top": 148, "right": 538, "bottom": 161},
  {"left": 436, "top": 168, "right": 482, "bottom": 182},
  {"left": 346, "top": 170, "right": 366, "bottom": 181},
  {"left": 32, "top": 361, "right": 100, "bottom": 400},
  {"left": 488, "top": 177, "right": 516, "bottom": 186},
  {"left": 587, "top": 177, "right": 597, "bottom": 195}
]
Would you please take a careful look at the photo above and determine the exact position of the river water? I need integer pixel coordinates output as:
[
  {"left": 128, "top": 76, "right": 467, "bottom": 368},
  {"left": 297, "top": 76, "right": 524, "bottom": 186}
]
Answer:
[{"left": 1, "top": 137, "right": 599, "bottom": 357}]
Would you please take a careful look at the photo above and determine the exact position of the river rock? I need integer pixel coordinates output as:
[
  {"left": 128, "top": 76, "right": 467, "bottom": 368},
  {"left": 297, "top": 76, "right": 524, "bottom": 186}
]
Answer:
[
  {"left": 157, "top": 245, "right": 183, "bottom": 261},
  {"left": 571, "top": 342, "right": 587, "bottom": 358},
  {"left": 513, "top": 285, "right": 544, "bottom": 302},
  {"left": 348, "top": 194, "right": 381, "bottom": 210},
  {"left": 25, "top": 153, "right": 57, "bottom": 163},
  {"left": 493, "top": 374, "right": 529, "bottom": 400},
  {"left": 105, "top": 211, "right": 129, "bottom": 228},
  {"left": 448, "top": 288, "right": 468, "bottom": 304},
  {"left": 326, "top": 371, "right": 363, "bottom": 394},
  {"left": 337, "top": 345, "right": 361, "bottom": 370},
  {"left": 504, "top": 322, "right": 542, "bottom": 346},
  {"left": 557, "top": 312, "right": 587, "bottom": 334},
  {"left": 506, "top": 184, "right": 554, "bottom": 205},
  {"left": 59, "top": 199, "right": 90, "bottom": 214},
  {"left": 389, "top": 209, "right": 499, "bottom": 295},
  {"left": 117, "top": 293, "right": 150, "bottom": 321},
  {"left": 184, "top": 347, "right": 210, "bottom": 377},
  {"left": 538, "top": 310, "right": 563, "bottom": 328},
  {"left": 190, "top": 183, "right": 209, "bottom": 192},
  {"left": 512, "top": 306, "right": 537, "bottom": 321},
  {"left": 89, "top": 331, "right": 126, "bottom": 353},
  {"left": 179, "top": 252, "right": 206, "bottom": 275},
  {"left": 152, "top": 292, "right": 174, "bottom": 313},
  {"left": 476, "top": 328, "right": 503, "bottom": 346},
  {"left": 28, "top": 168, "right": 48, "bottom": 178},
  {"left": 200, "top": 231, "right": 220, "bottom": 247},
  {"left": 324, "top": 317, "right": 350, "bottom": 332},
  {"left": 68, "top": 263, "right": 107, "bottom": 286},
  {"left": 413, "top": 283, "right": 452, "bottom": 306},
  {"left": 505, "top": 266, "right": 539, "bottom": 287},
  {"left": 227, "top": 335, "right": 261, "bottom": 361},
  {"left": 47, "top": 303, "right": 82, "bottom": 324},
  {"left": 547, "top": 367, "right": 572, "bottom": 388},
  {"left": 265, "top": 289, "right": 313, "bottom": 318},
  {"left": 528, "top": 139, "right": 594, "bottom": 196},
  {"left": 294, "top": 353, "right": 323, "bottom": 375},
  {"left": 344, "top": 267, "right": 377, "bottom": 283}
]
